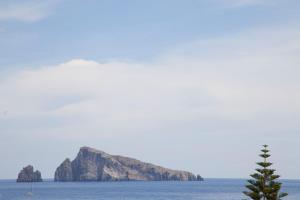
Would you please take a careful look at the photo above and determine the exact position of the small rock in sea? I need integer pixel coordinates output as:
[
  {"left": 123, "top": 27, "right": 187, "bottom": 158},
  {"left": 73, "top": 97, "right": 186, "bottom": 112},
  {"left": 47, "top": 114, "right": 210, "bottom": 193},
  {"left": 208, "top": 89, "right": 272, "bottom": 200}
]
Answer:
[
  {"left": 17, "top": 165, "right": 43, "bottom": 182},
  {"left": 197, "top": 174, "right": 204, "bottom": 181}
]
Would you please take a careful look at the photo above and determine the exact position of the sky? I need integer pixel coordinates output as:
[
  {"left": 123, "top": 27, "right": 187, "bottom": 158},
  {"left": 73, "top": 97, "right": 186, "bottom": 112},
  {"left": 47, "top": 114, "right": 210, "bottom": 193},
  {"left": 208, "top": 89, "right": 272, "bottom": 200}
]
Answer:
[{"left": 0, "top": 0, "right": 300, "bottom": 179}]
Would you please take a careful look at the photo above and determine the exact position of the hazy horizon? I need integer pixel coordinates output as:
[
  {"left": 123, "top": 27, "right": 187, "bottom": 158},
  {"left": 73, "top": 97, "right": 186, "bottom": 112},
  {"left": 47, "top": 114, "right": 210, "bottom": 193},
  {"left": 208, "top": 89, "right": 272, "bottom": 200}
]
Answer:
[{"left": 0, "top": 0, "right": 300, "bottom": 180}]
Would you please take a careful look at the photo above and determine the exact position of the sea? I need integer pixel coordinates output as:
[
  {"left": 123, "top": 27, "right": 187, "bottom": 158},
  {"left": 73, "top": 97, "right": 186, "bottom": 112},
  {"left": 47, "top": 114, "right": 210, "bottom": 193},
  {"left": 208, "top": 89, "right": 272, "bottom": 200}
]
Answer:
[{"left": 0, "top": 179, "right": 299, "bottom": 200}]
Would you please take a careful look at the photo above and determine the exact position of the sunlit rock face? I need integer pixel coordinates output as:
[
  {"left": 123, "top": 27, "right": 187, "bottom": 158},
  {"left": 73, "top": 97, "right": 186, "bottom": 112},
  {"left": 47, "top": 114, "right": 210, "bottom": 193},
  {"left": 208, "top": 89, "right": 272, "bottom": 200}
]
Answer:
[{"left": 54, "top": 147, "right": 201, "bottom": 182}]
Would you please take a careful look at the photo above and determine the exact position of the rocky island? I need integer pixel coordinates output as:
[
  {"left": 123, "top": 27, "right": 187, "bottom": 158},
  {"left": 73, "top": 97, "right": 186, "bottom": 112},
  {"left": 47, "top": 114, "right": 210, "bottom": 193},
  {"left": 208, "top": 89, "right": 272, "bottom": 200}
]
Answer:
[
  {"left": 17, "top": 165, "right": 43, "bottom": 182},
  {"left": 55, "top": 147, "right": 202, "bottom": 182}
]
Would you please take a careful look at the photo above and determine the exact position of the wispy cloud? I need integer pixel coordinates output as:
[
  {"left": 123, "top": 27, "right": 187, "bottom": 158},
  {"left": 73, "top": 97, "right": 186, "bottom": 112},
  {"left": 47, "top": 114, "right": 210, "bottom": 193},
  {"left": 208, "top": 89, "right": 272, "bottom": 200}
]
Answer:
[
  {"left": 1, "top": 25, "right": 300, "bottom": 136},
  {"left": 216, "top": 0, "right": 276, "bottom": 7},
  {"left": 0, "top": 24, "right": 299, "bottom": 178},
  {"left": 0, "top": 1, "right": 58, "bottom": 22}
]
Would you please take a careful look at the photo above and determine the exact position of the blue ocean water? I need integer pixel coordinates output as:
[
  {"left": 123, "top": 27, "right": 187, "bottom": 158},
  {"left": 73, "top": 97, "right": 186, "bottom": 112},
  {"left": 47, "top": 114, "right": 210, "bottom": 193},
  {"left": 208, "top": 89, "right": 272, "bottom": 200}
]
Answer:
[{"left": 0, "top": 179, "right": 299, "bottom": 200}]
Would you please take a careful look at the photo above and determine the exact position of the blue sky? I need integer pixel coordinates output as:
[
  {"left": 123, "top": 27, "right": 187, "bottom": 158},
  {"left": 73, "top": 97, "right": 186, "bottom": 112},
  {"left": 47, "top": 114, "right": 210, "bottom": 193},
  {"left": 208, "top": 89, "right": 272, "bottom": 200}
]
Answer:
[
  {"left": 0, "top": 0, "right": 300, "bottom": 179},
  {"left": 1, "top": 0, "right": 300, "bottom": 69}
]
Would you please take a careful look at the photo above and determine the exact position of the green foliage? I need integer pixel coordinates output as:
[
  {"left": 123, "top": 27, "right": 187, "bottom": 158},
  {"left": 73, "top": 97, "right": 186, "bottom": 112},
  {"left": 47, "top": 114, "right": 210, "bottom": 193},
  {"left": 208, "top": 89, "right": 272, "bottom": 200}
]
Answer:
[{"left": 243, "top": 145, "right": 288, "bottom": 200}]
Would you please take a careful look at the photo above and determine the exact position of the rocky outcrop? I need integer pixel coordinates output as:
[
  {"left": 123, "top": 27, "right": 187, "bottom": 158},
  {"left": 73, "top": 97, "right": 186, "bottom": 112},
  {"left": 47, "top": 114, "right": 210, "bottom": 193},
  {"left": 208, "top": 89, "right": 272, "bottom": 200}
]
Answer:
[
  {"left": 17, "top": 165, "right": 43, "bottom": 182},
  {"left": 55, "top": 147, "right": 202, "bottom": 182},
  {"left": 197, "top": 174, "right": 204, "bottom": 181},
  {"left": 54, "top": 159, "right": 73, "bottom": 181}
]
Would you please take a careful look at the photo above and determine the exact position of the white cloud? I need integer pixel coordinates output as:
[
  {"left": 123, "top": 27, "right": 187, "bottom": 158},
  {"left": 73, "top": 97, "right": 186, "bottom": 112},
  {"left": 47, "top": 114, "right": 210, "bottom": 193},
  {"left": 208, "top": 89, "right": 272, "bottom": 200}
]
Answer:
[
  {"left": 0, "top": 24, "right": 300, "bottom": 178},
  {"left": 1, "top": 25, "right": 300, "bottom": 139},
  {"left": 0, "top": 1, "right": 58, "bottom": 22}
]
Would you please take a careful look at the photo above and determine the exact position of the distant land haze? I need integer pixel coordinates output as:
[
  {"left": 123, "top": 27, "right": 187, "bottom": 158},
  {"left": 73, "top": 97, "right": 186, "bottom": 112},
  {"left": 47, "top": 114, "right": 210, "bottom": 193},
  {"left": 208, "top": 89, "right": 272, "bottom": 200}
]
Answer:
[{"left": 55, "top": 147, "right": 203, "bottom": 182}]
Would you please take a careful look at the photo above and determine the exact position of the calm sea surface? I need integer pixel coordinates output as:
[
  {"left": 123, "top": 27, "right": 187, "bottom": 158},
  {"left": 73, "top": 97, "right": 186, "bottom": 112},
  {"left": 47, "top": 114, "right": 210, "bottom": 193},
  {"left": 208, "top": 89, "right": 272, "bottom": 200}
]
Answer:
[{"left": 0, "top": 179, "right": 299, "bottom": 200}]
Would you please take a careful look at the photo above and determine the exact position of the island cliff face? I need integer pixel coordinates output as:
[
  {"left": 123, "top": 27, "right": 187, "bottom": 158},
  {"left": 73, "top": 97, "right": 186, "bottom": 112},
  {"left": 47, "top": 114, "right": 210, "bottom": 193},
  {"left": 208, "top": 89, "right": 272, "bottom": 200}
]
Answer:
[
  {"left": 54, "top": 159, "right": 73, "bottom": 181},
  {"left": 55, "top": 147, "right": 201, "bottom": 181},
  {"left": 17, "top": 165, "right": 42, "bottom": 182}
]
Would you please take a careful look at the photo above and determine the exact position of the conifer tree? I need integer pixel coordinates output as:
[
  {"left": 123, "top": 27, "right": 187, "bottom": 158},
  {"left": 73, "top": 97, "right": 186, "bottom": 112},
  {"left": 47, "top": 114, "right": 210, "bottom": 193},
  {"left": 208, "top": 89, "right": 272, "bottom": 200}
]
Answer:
[{"left": 243, "top": 145, "right": 288, "bottom": 200}]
